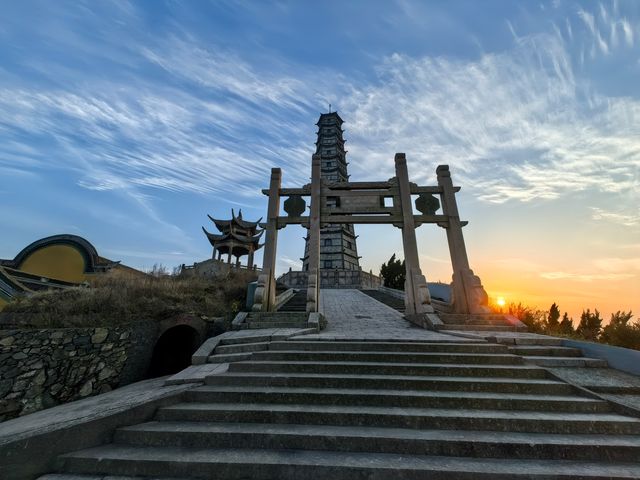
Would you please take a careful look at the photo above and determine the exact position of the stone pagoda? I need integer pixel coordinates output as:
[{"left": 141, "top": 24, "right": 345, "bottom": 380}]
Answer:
[
  {"left": 202, "top": 209, "right": 263, "bottom": 269},
  {"left": 301, "top": 112, "right": 361, "bottom": 272}
]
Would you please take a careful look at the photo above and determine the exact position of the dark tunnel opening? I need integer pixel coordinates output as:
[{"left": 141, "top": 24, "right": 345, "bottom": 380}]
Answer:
[{"left": 146, "top": 324, "right": 201, "bottom": 378}]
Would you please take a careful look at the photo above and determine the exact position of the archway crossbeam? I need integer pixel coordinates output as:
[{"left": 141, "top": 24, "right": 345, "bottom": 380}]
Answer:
[{"left": 253, "top": 153, "right": 489, "bottom": 321}]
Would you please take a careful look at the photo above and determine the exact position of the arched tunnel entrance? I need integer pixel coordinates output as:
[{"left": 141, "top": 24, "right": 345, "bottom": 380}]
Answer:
[{"left": 146, "top": 324, "right": 201, "bottom": 378}]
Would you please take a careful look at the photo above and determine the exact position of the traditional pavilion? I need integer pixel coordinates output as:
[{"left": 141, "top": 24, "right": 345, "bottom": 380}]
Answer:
[{"left": 202, "top": 209, "right": 264, "bottom": 269}]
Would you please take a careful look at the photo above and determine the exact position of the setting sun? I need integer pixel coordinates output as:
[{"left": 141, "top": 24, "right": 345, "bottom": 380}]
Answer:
[{"left": 496, "top": 297, "right": 506, "bottom": 307}]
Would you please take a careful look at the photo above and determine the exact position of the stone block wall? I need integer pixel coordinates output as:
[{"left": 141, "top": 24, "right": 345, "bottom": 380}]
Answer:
[
  {"left": 0, "top": 324, "right": 156, "bottom": 422},
  {"left": 278, "top": 269, "right": 381, "bottom": 289},
  {"left": 182, "top": 259, "right": 260, "bottom": 279}
]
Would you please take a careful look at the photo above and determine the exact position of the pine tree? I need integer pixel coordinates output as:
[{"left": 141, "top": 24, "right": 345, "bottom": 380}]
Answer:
[
  {"left": 576, "top": 309, "right": 603, "bottom": 341},
  {"left": 600, "top": 311, "right": 639, "bottom": 349},
  {"left": 380, "top": 254, "right": 405, "bottom": 290},
  {"left": 558, "top": 312, "right": 574, "bottom": 335},
  {"left": 547, "top": 303, "right": 560, "bottom": 332}
]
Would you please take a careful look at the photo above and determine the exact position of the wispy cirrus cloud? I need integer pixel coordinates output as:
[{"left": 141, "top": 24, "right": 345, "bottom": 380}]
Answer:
[
  {"left": 591, "top": 207, "right": 640, "bottom": 227},
  {"left": 577, "top": 2, "right": 638, "bottom": 59},
  {"left": 540, "top": 271, "right": 635, "bottom": 282},
  {"left": 339, "top": 29, "right": 639, "bottom": 207}
]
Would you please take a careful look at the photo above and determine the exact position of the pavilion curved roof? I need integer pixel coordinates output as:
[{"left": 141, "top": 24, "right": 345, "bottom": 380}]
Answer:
[
  {"left": 202, "top": 227, "right": 264, "bottom": 248},
  {"left": 207, "top": 209, "right": 263, "bottom": 232}
]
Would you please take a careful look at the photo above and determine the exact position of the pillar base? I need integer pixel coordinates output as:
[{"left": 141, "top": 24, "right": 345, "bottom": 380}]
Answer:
[
  {"left": 252, "top": 269, "right": 275, "bottom": 312},
  {"left": 405, "top": 269, "right": 434, "bottom": 315},
  {"left": 451, "top": 269, "right": 490, "bottom": 314}
]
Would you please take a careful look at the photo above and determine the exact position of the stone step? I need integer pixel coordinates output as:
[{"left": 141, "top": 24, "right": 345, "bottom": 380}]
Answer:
[
  {"left": 155, "top": 403, "right": 640, "bottom": 434},
  {"left": 269, "top": 340, "right": 508, "bottom": 353},
  {"left": 219, "top": 334, "right": 272, "bottom": 345},
  {"left": 508, "top": 346, "right": 583, "bottom": 357},
  {"left": 187, "top": 385, "right": 610, "bottom": 413},
  {"left": 437, "top": 325, "right": 526, "bottom": 332},
  {"left": 228, "top": 361, "right": 549, "bottom": 379},
  {"left": 39, "top": 476, "right": 189, "bottom": 480},
  {"left": 440, "top": 314, "right": 513, "bottom": 322},
  {"left": 205, "top": 372, "right": 575, "bottom": 395},
  {"left": 114, "top": 421, "right": 640, "bottom": 462},
  {"left": 248, "top": 312, "right": 307, "bottom": 321},
  {"left": 521, "top": 356, "right": 608, "bottom": 368},
  {"left": 249, "top": 350, "right": 524, "bottom": 365},
  {"left": 215, "top": 341, "right": 270, "bottom": 355},
  {"left": 494, "top": 337, "right": 564, "bottom": 346},
  {"left": 58, "top": 445, "right": 640, "bottom": 479},
  {"left": 207, "top": 352, "right": 252, "bottom": 364},
  {"left": 244, "top": 322, "right": 309, "bottom": 329}
]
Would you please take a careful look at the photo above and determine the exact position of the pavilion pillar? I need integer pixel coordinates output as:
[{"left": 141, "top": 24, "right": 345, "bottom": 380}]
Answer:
[
  {"left": 395, "top": 153, "right": 433, "bottom": 316},
  {"left": 253, "top": 168, "right": 281, "bottom": 312},
  {"left": 217, "top": 250, "right": 222, "bottom": 261},
  {"left": 437, "top": 165, "right": 489, "bottom": 314},
  {"left": 247, "top": 249, "right": 254, "bottom": 269},
  {"left": 306, "top": 154, "right": 321, "bottom": 313},
  {"left": 211, "top": 246, "right": 217, "bottom": 260}
]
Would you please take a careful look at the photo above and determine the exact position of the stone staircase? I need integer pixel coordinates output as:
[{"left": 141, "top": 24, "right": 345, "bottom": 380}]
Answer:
[
  {"left": 235, "top": 311, "right": 310, "bottom": 330},
  {"left": 277, "top": 289, "right": 307, "bottom": 312},
  {"left": 361, "top": 289, "right": 406, "bottom": 313},
  {"left": 507, "top": 339, "right": 608, "bottom": 368},
  {"left": 436, "top": 313, "right": 528, "bottom": 332},
  {"left": 361, "top": 290, "right": 525, "bottom": 333},
  {"left": 206, "top": 332, "right": 272, "bottom": 364},
  {"left": 42, "top": 338, "right": 640, "bottom": 479}
]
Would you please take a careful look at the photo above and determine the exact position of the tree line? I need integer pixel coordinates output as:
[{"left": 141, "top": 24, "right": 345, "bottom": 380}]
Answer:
[
  {"left": 498, "top": 302, "right": 639, "bottom": 351},
  {"left": 379, "top": 254, "right": 639, "bottom": 351}
]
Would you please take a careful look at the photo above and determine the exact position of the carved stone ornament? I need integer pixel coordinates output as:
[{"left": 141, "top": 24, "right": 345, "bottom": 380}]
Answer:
[
  {"left": 283, "top": 195, "right": 306, "bottom": 217},
  {"left": 415, "top": 193, "right": 440, "bottom": 215}
]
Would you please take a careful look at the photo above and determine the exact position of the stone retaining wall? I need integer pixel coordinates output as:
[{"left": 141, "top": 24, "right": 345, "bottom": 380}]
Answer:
[{"left": 0, "top": 323, "right": 156, "bottom": 422}]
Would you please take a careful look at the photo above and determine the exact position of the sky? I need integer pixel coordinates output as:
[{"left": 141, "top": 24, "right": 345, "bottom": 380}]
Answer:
[{"left": 0, "top": 0, "right": 638, "bottom": 322}]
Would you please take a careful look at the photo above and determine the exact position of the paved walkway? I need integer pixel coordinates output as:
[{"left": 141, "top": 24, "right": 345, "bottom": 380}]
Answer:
[{"left": 301, "top": 289, "right": 475, "bottom": 342}]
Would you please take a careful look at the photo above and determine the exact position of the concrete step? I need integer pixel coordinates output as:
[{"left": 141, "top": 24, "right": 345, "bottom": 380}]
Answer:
[
  {"left": 508, "top": 346, "right": 583, "bottom": 357},
  {"left": 155, "top": 403, "right": 640, "bottom": 434},
  {"left": 248, "top": 312, "right": 307, "bottom": 321},
  {"left": 207, "top": 352, "right": 252, "bottom": 363},
  {"left": 205, "top": 372, "right": 575, "bottom": 395},
  {"left": 215, "top": 341, "right": 270, "bottom": 355},
  {"left": 187, "top": 385, "right": 610, "bottom": 413},
  {"left": 115, "top": 421, "right": 640, "bottom": 462},
  {"left": 58, "top": 444, "right": 640, "bottom": 479},
  {"left": 494, "top": 337, "right": 564, "bottom": 346},
  {"left": 227, "top": 361, "right": 549, "bottom": 379},
  {"left": 437, "top": 325, "right": 526, "bottom": 332},
  {"left": 39, "top": 476, "right": 189, "bottom": 480},
  {"left": 269, "top": 340, "right": 508, "bottom": 354},
  {"left": 219, "top": 334, "right": 272, "bottom": 345},
  {"left": 521, "top": 356, "right": 608, "bottom": 368},
  {"left": 38, "top": 475, "right": 191, "bottom": 480},
  {"left": 440, "top": 314, "right": 513, "bottom": 322},
  {"left": 244, "top": 322, "right": 309, "bottom": 329},
  {"left": 250, "top": 350, "right": 524, "bottom": 365}
]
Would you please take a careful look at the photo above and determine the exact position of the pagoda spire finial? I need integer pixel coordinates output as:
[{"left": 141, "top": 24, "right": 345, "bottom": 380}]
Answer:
[{"left": 329, "top": 103, "right": 331, "bottom": 113}]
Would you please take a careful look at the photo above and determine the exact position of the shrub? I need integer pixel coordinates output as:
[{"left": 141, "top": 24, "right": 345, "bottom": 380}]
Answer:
[
  {"left": 1, "top": 270, "right": 249, "bottom": 328},
  {"left": 600, "top": 311, "right": 640, "bottom": 350}
]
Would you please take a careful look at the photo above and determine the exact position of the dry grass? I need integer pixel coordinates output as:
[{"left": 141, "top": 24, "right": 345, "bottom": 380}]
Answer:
[{"left": 1, "top": 271, "right": 250, "bottom": 328}]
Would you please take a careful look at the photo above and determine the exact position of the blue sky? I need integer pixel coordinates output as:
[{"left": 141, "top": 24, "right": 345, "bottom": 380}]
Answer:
[{"left": 1, "top": 0, "right": 638, "bottom": 318}]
